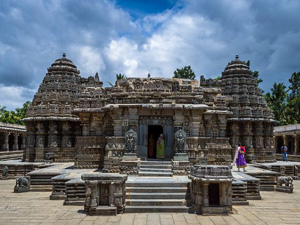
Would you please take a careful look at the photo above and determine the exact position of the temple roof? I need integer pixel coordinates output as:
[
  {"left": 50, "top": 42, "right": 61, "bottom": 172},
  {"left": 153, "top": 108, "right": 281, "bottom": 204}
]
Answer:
[
  {"left": 222, "top": 55, "right": 253, "bottom": 78},
  {"left": 47, "top": 53, "right": 80, "bottom": 74}
]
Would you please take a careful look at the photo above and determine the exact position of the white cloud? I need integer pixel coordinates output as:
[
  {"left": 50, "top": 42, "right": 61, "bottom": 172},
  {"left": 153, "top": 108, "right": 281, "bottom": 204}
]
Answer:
[
  {"left": 71, "top": 46, "right": 106, "bottom": 76},
  {"left": 0, "top": 85, "right": 35, "bottom": 110}
]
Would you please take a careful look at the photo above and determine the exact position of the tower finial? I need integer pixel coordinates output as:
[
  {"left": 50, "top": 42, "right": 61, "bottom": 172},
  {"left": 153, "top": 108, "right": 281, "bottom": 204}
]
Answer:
[
  {"left": 235, "top": 55, "right": 239, "bottom": 60},
  {"left": 62, "top": 53, "right": 66, "bottom": 58}
]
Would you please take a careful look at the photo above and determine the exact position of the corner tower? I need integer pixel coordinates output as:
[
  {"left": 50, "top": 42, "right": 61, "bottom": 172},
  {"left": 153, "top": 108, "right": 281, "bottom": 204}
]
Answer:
[
  {"left": 23, "top": 54, "right": 81, "bottom": 162},
  {"left": 201, "top": 55, "right": 276, "bottom": 163}
]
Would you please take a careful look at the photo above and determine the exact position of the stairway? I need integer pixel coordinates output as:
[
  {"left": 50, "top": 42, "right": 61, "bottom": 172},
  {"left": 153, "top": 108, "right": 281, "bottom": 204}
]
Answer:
[
  {"left": 125, "top": 165, "right": 190, "bottom": 213},
  {"left": 138, "top": 161, "right": 173, "bottom": 177}
]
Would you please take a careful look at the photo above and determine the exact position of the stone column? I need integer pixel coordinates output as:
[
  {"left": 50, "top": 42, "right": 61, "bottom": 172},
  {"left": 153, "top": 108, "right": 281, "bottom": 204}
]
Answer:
[
  {"left": 13, "top": 133, "right": 19, "bottom": 150},
  {"left": 203, "top": 182, "right": 209, "bottom": 207},
  {"left": 21, "top": 135, "right": 26, "bottom": 149},
  {"left": 128, "top": 108, "right": 138, "bottom": 131},
  {"left": 62, "top": 121, "right": 72, "bottom": 148},
  {"left": 294, "top": 135, "right": 298, "bottom": 155},
  {"left": 217, "top": 115, "right": 227, "bottom": 137},
  {"left": 3, "top": 132, "right": 9, "bottom": 151},
  {"left": 191, "top": 110, "right": 201, "bottom": 137},
  {"left": 35, "top": 122, "right": 46, "bottom": 161},
  {"left": 283, "top": 135, "right": 288, "bottom": 146},
  {"left": 48, "top": 121, "right": 58, "bottom": 148}
]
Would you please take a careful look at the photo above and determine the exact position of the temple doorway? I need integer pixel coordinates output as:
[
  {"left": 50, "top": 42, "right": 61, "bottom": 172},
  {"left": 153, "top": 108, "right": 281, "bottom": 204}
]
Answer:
[
  {"left": 208, "top": 183, "right": 220, "bottom": 206},
  {"left": 147, "top": 125, "right": 163, "bottom": 159}
]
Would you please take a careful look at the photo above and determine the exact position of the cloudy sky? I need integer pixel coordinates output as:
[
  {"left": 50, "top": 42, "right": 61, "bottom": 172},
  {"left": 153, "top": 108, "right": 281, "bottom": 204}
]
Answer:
[{"left": 1, "top": 0, "right": 300, "bottom": 110}]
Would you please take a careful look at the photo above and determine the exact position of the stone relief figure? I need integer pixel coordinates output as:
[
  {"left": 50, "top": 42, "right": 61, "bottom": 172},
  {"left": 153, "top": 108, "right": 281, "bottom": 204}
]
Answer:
[
  {"left": 2, "top": 166, "right": 8, "bottom": 179},
  {"left": 49, "top": 135, "right": 58, "bottom": 147},
  {"left": 27, "top": 135, "right": 35, "bottom": 147},
  {"left": 125, "top": 129, "right": 137, "bottom": 153},
  {"left": 172, "top": 81, "right": 180, "bottom": 92},
  {"left": 14, "top": 177, "right": 30, "bottom": 192},
  {"left": 36, "top": 136, "right": 44, "bottom": 148},
  {"left": 62, "top": 136, "right": 72, "bottom": 148},
  {"left": 175, "top": 129, "right": 187, "bottom": 154}
]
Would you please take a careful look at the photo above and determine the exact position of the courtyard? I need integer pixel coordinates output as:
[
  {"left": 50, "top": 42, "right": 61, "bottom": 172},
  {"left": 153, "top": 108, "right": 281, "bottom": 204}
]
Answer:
[{"left": 0, "top": 178, "right": 299, "bottom": 225}]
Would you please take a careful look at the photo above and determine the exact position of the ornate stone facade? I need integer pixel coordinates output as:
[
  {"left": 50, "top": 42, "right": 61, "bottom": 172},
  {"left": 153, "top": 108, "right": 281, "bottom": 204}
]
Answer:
[
  {"left": 23, "top": 54, "right": 276, "bottom": 168},
  {"left": 201, "top": 55, "right": 276, "bottom": 163},
  {"left": 189, "top": 165, "right": 233, "bottom": 215},
  {"left": 0, "top": 122, "right": 26, "bottom": 152}
]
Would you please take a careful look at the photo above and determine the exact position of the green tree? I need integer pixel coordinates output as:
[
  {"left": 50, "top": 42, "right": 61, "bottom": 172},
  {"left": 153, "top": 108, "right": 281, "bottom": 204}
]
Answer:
[
  {"left": 285, "top": 72, "right": 300, "bottom": 124},
  {"left": 265, "top": 83, "right": 287, "bottom": 124},
  {"left": 0, "top": 101, "right": 31, "bottom": 125},
  {"left": 173, "top": 65, "right": 196, "bottom": 80}
]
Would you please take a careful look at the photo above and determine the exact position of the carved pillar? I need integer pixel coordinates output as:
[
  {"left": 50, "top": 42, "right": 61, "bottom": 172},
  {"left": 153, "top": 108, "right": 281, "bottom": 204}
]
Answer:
[
  {"left": 128, "top": 108, "right": 138, "bottom": 131},
  {"left": 229, "top": 122, "right": 239, "bottom": 147},
  {"left": 21, "top": 135, "right": 26, "bottom": 149},
  {"left": 294, "top": 135, "right": 298, "bottom": 155},
  {"left": 203, "top": 182, "right": 209, "bottom": 207},
  {"left": 3, "top": 132, "right": 9, "bottom": 151},
  {"left": 174, "top": 109, "right": 184, "bottom": 132},
  {"left": 82, "top": 124, "right": 90, "bottom": 136},
  {"left": 204, "top": 114, "right": 212, "bottom": 137},
  {"left": 13, "top": 133, "right": 19, "bottom": 150},
  {"left": 217, "top": 115, "right": 227, "bottom": 137},
  {"left": 35, "top": 122, "right": 46, "bottom": 161},
  {"left": 62, "top": 121, "right": 72, "bottom": 148},
  {"left": 191, "top": 110, "right": 201, "bottom": 137},
  {"left": 283, "top": 135, "right": 288, "bottom": 146},
  {"left": 48, "top": 121, "right": 58, "bottom": 148}
]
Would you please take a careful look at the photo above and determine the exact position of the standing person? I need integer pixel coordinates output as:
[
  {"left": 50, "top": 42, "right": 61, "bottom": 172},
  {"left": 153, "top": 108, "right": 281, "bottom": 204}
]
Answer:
[
  {"left": 156, "top": 134, "right": 165, "bottom": 159},
  {"left": 281, "top": 144, "right": 288, "bottom": 162},
  {"left": 148, "top": 134, "right": 155, "bottom": 158},
  {"left": 236, "top": 143, "right": 247, "bottom": 172}
]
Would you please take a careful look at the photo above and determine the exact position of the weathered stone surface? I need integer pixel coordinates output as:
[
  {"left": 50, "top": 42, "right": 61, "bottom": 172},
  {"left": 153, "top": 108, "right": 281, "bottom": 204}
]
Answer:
[
  {"left": 14, "top": 176, "right": 30, "bottom": 192},
  {"left": 82, "top": 173, "right": 127, "bottom": 215},
  {"left": 189, "top": 165, "right": 233, "bottom": 215}
]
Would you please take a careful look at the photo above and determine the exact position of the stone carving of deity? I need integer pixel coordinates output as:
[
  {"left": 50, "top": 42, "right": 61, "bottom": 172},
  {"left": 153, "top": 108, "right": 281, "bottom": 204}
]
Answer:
[
  {"left": 175, "top": 129, "right": 186, "bottom": 153},
  {"left": 49, "top": 135, "right": 58, "bottom": 147},
  {"left": 62, "top": 136, "right": 72, "bottom": 148},
  {"left": 125, "top": 129, "right": 137, "bottom": 153},
  {"left": 172, "top": 81, "right": 180, "bottom": 92},
  {"left": 36, "top": 136, "right": 44, "bottom": 148},
  {"left": 27, "top": 135, "right": 35, "bottom": 147}
]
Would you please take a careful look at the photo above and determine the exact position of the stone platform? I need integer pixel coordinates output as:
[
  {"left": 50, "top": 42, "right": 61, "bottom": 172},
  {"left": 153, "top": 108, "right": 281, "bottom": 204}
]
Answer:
[
  {"left": 256, "top": 161, "right": 300, "bottom": 179},
  {"left": 1, "top": 178, "right": 300, "bottom": 224}
]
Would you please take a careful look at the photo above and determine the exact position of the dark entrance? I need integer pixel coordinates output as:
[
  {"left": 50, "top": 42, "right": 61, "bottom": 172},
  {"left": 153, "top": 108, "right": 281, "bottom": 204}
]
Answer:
[
  {"left": 208, "top": 183, "right": 220, "bottom": 206},
  {"left": 148, "top": 125, "right": 163, "bottom": 158},
  {"left": 276, "top": 137, "right": 283, "bottom": 153}
]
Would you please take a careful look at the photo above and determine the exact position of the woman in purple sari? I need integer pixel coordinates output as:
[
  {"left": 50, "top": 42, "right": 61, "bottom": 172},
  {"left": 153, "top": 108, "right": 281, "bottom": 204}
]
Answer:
[{"left": 236, "top": 143, "right": 247, "bottom": 172}]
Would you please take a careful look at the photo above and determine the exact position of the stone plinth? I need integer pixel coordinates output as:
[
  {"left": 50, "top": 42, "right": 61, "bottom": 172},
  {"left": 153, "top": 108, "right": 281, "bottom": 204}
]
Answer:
[
  {"left": 189, "top": 165, "right": 233, "bottom": 215},
  {"left": 82, "top": 173, "right": 127, "bottom": 215}
]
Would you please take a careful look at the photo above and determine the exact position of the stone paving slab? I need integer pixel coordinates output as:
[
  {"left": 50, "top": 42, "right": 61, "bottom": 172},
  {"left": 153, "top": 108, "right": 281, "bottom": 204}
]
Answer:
[{"left": 1, "top": 178, "right": 300, "bottom": 224}]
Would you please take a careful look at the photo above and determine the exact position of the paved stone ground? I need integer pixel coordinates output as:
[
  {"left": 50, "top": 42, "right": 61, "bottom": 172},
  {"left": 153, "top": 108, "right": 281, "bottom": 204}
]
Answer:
[{"left": 1, "top": 179, "right": 300, "bottom": 225}]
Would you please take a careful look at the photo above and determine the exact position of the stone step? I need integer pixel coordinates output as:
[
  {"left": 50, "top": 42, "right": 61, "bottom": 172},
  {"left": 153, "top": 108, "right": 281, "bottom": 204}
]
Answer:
[
  {"left": 125, "top": 205, "right": 189, "bottom": 213},
  {"left": 139, "top": 168, "right": 172, "bottom": 173},
  {"left": 140, "top": 161, "right": 172, "bottom": 165},
  {"left": 126, "top": 199, "right": 186, "bottom": 206},
  {"left": 138, "top": 171, "right": 173, "bottom": 177},
  {"left": 126, "top": 187, "right": 187, "bottom": 193},
  {"left": 126, "top": 193, "right": 187, "bottom": 199},
  {"left": 140, "top": 164, "right": 172, "bottom": 169},
  {"left": 126, "top": 182, "right": 188, "bottom": 188}
]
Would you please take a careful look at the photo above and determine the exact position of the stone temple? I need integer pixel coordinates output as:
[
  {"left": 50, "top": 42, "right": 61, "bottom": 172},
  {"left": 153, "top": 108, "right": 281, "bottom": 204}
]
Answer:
[{"left": 22, "top": 54, "right": 276, "bottom": 170}]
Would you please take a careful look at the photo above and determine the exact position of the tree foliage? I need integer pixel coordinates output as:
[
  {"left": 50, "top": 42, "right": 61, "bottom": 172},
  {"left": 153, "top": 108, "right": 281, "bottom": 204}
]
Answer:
[
  {"left": 265, "top": 71, "right": 300, "bottom": 125},
  {"left": 173, "top": 66, "right": 196, "bottom": 80},
  {"left": 0, "top": 101, "right": 31, "bottom": 125}
]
